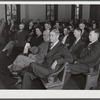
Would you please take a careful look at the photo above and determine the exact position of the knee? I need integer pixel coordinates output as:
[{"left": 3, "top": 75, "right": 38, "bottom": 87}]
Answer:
[
  {"left": 28, "top": 62, "right": 37, "bottom": 72},
  {"left": 29, "top": 62, "right": 36, "bottom": 68},
  {"left": 17, "top": 55, "right": 23, "bottom": 59}
]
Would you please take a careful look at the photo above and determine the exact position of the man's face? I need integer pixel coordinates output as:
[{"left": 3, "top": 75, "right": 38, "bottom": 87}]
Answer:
[
  {"left": 29, "top": 22, "right": 33, "bottom": 26},
  {"left": 44, "top": 23, "right": 49, "bottom": 30},
  {"left": 50, "top": 32, "right": 58, "bottom": 43},
  {"left": 63, "top": 28, "right": 68, "bottom": 35},
  {"left": 74, "top": 30, "right": 81, "bottom": 38},
  {"left": 89, "top": 31, "right": 98, "bottom": 42},
  {"left": 92, "top": 24, "right": 96, "bottom": 29},
  {"left": 79, "top": 23, "right": 85, "bottom": 30},
  {"left": 19, "top": 24, "right": 24, "bottom": 30},
  {"left": 56, "top": 23, "right": 59, "bottom": 28}
]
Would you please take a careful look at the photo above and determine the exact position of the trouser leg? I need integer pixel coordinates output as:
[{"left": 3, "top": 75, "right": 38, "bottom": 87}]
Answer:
[
  {"left": 62, "top": 72, "right": 71, "bottom": 89},
  {"left": 22, "top": 71, "right": 36, "bottom": 89}
]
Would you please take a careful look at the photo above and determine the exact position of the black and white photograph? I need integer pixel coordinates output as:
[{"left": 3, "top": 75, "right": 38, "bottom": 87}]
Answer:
[{"left": 0, "top": 1, "right": 100, "bottom": 92}]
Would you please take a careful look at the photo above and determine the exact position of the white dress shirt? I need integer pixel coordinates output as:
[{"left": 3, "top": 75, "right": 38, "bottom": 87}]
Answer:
[{"left": 50, "top": 40, "right": 59, "bottom": 50}]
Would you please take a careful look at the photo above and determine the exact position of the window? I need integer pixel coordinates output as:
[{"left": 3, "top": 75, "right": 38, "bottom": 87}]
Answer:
[
  {"left": 5, "top": 4, "right": 20, "bottom": 22},
  {"left": 71, "top": 5, "right": 82, "bottom": 20},
  {"left": 75, "top": 4, "right": 79, "bottom": 19},
  {"left": 46, "top": 5, "right": 58, "bottom": 22}
]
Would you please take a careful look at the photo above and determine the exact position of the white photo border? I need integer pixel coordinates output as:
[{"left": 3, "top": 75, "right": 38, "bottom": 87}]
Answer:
[{"left": 0, "top": 1, "right": 100, "bottom": 98}]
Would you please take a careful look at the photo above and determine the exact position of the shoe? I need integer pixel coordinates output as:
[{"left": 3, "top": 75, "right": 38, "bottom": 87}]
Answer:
[
  {"left": 6, "top": 53, "right": 10, "bottom": 57},
  {"left": 15, "top": 83, "right": 22, "bottom": 89},
  {"left": 13, "top": 76, "right": 22, "bottom": 86},
  {"left": 2, "top": 48, "right": 7, "bottom": 52},
  {"left": 11, "top": 72, "right": 19, "bottom": 78},
  {"left": 7, "top": 64, "right": 13, "bottom": 73}
]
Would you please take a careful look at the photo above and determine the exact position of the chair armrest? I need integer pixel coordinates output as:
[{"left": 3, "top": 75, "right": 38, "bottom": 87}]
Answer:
[
  {"left": 48, "top": 62, "right": 69, "bottom": 83},
  {"left": 88, "top": 67, "right": 99, "bottom": 77},
  {"left": 88, "top": 71, "right": 99, "bottom": 77}
]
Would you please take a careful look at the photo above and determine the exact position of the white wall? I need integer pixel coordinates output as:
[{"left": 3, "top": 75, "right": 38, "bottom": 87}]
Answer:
[
  {"left": 58, "top": 5, "right": 71, "bottom": 22},
  {"left": 82, "top": 5, "right": 90, "bottom": 21},
  {"left": 21, "top": 5, "right": 26, "bottom": 20},
  {"left": 21, "top": 5, "right": 46, "bottom": 22},
  {"left": 0, "top": 5, "right": 5, "bottom": 20},
  {"left": 21, "top": 5, "right": 90, "bottom": 22}
]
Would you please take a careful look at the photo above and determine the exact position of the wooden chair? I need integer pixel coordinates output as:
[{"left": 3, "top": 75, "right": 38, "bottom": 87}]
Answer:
[
  {"left": 85, "top": 59, "right": 100, "bottom": 89},
  {"left": 41, "top": 62, "right": 68, "bottom": 89}
]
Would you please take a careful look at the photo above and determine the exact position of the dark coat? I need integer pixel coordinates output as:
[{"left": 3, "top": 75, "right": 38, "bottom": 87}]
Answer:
[
  {"left": 30, "top": 41, "right": 73, "bottom": 78},
  {"left": 70, "top": 40, "right": 100, "bottom": 74},
  {"left": 79, "top": 40, "right": 100, "bottom": 68},
  {"left": 81, "top": 30, "right": 89, "bottom": 44},
  {"left": 22, "top": 41, "right": 73, "bottom": 88},
  {"left": 64, "top": 32, "right": 75, "bottom": 49},
  {"left": 14, "top": 29, "right": 28, "bottom": 47},
  {"left": 70, "top": 39, "right": 86, "bottom": 60},
  {"left": 30, "top": 34, "right": 43, "bottom": 47}
]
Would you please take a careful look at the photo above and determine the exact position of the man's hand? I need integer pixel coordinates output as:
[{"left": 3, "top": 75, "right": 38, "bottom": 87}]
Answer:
[
  {"left": 74, "top": 61, "right": 79, "bottom": 64},
  {"left": 15, "top": 40, "right": 18, "bottom": 43},
  {"left": 51, "top": 60, "right": 57, "bottom": 70}
]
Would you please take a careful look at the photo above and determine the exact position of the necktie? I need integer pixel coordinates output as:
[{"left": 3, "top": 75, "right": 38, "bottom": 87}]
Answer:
[
  {"left": 88, "top": 43, "right": 91, "bottom": 50},
  {"left": 69, "top": 40, "right": 77, "bottom": 53},
  {"left": 48, "top": 42, "right": 53, "bottom": 52}
]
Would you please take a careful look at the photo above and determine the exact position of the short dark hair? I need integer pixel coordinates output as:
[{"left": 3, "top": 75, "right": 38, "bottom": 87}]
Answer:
[
  {"left": 64, "top": 27, "right": 70, "bottom": 31},
  {"left": 51, "top": 29, "right": 60, "bottom": 36},
  {"left": 75, "top": 28, "right": 82, "bottom": 34},
  {"left": 94, "top": 28, "right": 100, "bottom": 37}
]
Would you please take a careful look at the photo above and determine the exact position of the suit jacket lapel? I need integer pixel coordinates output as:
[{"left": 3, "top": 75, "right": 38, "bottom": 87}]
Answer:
[
  {"left": 65, "top": 35, "right": 70, "bottom": 44},
  {"left": 89, "top": 41, "right": 99, "bottom": 50},
  {"left": 46, "top": 41, "right": 61, "bottom": 58},
  {"left": 71, "top": 39, "right": 82, "bottom": 52}
]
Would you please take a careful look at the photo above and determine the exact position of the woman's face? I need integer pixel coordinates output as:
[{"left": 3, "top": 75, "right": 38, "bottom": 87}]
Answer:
[{"left": 36, "top": 28, "right": 41, "bottom": 36}]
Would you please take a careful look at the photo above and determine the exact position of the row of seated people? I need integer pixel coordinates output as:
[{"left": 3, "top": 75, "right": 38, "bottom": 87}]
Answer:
[
  {"left": 1, "top": 18, "right": 98, "bottom": 47},
  {"left": 1, "top": 19, "right": 100, "bottom": 89},
  {"left": 22, "top": 28, "right": 100, "bottom": 89},
  {"left": 2, "top": 25, "right": 100, "bottom": 89},
  {"left": 1, "top": 20, "right": 89, "bottom": 56}
]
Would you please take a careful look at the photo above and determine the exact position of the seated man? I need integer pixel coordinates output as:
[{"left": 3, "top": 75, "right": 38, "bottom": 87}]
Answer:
[
  {"left": 79, "top": 23, "right": 89, "bottom": 44},
  {"left": 69, "top": 28, "right": 86, "bottom": 60},
  {"left": 2, "top": 23, "right": 28, "bottom": 56},
  {"left": 22, "top": 29, "right": 73, "bottom": 89},
  {"left": 63, "top": 29, "right": 100, "bottom": 89},
  {"left": 62, "top": 27, "right": 75, "bottom": 49}
]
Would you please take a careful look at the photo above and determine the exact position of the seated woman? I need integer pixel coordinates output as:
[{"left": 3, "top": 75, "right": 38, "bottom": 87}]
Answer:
[
  {"left": 7, "top": 30, "right": 50, "bottom": 73},
  {"left": 25, "top": 26, "right": 43, "bottom": 50}
]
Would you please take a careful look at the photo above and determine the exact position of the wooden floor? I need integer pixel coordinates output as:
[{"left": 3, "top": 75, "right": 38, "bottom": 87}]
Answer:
[{"left": 0, "top": 43, "right": 100, "bottom": 90}]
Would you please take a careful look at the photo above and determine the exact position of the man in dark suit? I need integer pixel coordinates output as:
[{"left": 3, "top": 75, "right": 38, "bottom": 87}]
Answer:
[
  {"left": 79, "top": 23, "right": 89, "bottom": 44},
  {"left": 2, "top": 23, "right": 28, "bottom": 56},
  {"left": 62, "top": 27, "right": 75, "bottom": 49},
  {"left": 69, "top": 28, "right": 86, "bottom": 60},
  {"left": 22, "top": 29, "right": 73, "bottom": 89},
  {"left": 63, "top": 29, "right": 100, "bottom": 88}
]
